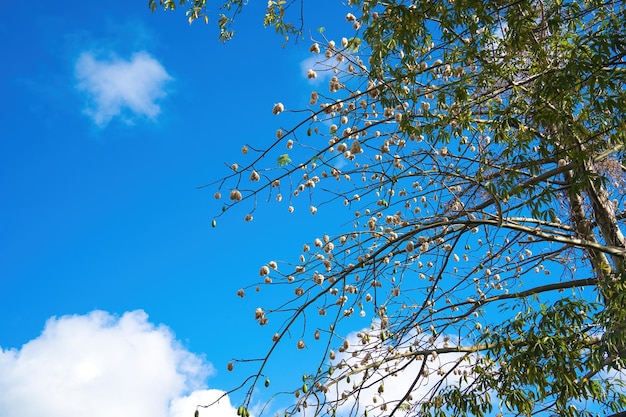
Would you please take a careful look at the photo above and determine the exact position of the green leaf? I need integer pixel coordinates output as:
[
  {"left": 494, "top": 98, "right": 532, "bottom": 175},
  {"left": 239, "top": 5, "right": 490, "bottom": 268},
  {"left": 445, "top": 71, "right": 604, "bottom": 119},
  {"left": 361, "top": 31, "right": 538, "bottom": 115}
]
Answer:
[{"left": 277, "top": 153, "right": 291, "bottom": 167}]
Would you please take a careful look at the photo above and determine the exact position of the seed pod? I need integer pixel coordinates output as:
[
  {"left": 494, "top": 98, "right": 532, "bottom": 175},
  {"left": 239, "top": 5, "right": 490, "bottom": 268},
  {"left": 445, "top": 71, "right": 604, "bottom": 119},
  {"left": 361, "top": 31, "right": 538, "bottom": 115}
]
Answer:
[
  {"left": 265, "top": 378, "right": 270, "bottom": 388},
  {"left": 302, "top": 383, "right": 309, "bottom": 393}
]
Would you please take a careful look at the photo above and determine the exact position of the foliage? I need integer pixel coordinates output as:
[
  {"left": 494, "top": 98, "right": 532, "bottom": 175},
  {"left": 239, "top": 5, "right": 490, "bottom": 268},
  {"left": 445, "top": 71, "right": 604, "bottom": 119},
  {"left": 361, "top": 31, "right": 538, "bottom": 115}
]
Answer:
[
  {"left": 148, "top": 0, "right": 300, "bottom": 42},
  {"left": 155, "top": 0, "right": 626, "bottom": 416}
]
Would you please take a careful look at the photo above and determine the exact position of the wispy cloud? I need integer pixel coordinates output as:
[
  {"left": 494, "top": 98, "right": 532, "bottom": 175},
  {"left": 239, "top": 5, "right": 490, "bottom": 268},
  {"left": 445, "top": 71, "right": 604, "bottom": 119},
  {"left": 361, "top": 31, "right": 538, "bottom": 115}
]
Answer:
[
  {"left": 300, "top": 54, "right": 346, "bottom": 84},
  {"left": 75, "top": 51, "right": 172, "bottom": 126},
  {"left": 0, "top": 310, "right": 236, "bottom": 417}
]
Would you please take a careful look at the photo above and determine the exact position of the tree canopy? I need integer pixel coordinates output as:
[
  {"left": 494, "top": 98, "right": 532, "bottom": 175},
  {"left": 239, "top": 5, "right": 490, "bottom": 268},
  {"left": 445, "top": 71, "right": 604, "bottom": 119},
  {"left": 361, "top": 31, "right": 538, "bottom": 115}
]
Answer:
[{"left": 153, "top": 1, "right": 626, "bottom": 416}]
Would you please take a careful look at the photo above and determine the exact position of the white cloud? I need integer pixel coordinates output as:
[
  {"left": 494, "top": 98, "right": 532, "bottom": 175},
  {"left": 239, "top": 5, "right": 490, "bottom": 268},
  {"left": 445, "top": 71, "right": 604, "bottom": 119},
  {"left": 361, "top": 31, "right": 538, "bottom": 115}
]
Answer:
[
  {"left": 300, "top": 54, "right": 349, "bottom": 84},
  {"left": 0, "top": 310, "right": 236, "bottom": 417},
  {"left": 170, "top": 389, "right": 238, "bottom": 417},
  {"left": 75, "top": 51, "right": 172, "bottom": 126},
  {"left": 323, "top": 326, "right": 478, "bottom": 417}
]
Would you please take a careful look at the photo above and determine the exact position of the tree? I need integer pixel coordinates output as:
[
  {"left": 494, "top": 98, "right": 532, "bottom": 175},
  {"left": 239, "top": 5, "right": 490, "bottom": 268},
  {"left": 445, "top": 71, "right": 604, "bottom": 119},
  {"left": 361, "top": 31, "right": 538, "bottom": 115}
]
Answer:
[{"left": 154, "top": 1, "right": 626, "bottom": 416}]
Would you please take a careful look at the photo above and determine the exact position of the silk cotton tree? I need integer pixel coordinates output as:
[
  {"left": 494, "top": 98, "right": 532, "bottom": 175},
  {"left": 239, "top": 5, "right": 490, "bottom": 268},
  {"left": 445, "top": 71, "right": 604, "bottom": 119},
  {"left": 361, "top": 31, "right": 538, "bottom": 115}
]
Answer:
[{"left": 152, "top": 0, "right": 626, "bottom": 416}]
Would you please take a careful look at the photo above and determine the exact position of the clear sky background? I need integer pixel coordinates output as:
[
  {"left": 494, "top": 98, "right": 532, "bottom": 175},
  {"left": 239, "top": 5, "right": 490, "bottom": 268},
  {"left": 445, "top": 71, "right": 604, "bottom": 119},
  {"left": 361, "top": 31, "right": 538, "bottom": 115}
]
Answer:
[
  {"left": 3, "top": 2, "right": 622, "bottom": 417},
  {"left": 0, "top": 2, "right": 359, "bottom": 416}
]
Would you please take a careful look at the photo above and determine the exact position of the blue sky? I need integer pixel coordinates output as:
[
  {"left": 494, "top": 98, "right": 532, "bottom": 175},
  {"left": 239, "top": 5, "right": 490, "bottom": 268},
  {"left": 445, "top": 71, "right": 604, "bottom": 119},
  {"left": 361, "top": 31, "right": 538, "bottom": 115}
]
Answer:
[
  {"left": 0, "top": 4, "right": 539, "bottom": 414},
  {"left": 0, "top": 2, "right": 357, "bottom": 416},
  {"left": 6, "top": 3, "right": 619, "bottom": 417}
]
